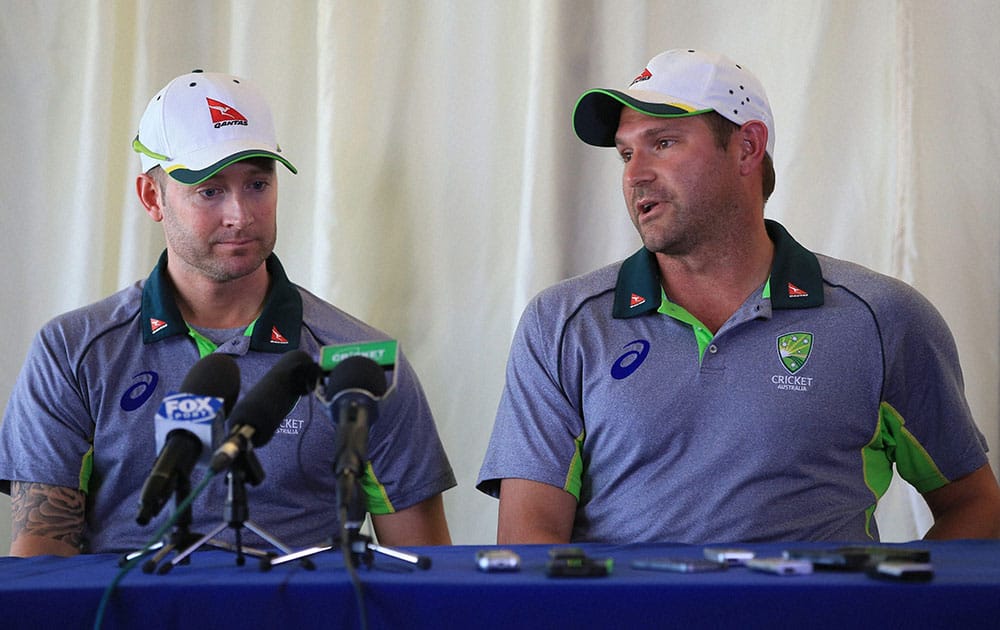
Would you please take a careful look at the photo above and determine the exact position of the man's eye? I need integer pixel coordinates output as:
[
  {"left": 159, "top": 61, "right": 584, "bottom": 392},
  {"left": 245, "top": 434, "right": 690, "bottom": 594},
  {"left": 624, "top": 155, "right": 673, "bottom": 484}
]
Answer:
[
  {"left": 200, "top": 188, "right": 221, "bottom": 199},
  {"left": 619, "top": 151, "right": 632, "bottom": 163},
  {"left": 657, "top": 139, "right": 675, "bottom": 150},
  {"left": 250, "top": 180, "right": 270, "bottom": 191}
]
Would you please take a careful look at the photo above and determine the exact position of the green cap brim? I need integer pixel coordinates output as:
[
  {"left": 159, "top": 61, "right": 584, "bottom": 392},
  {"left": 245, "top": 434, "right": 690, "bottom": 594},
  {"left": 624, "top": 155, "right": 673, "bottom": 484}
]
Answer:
[
  {"left": 165, "top": 150, "right": 298, "bottom": 185},
  {"left": 573, "top": 88, "right": 711, "bottom": 147}
]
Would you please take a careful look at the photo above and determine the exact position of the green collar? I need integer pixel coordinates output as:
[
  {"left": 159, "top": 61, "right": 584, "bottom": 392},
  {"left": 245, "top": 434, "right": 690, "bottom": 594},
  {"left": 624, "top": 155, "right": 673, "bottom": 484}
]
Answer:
[
  {"left": 612, "top": 219, "right": 824, "bottom": 319},
  {"left": 140, "top": 251, "right": 303, "bottom": 352}
]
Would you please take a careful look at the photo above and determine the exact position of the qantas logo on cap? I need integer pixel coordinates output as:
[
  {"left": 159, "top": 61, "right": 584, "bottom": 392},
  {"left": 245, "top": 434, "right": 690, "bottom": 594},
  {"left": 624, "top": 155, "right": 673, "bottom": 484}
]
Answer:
[
  {"left": 206, "top": 98, "right": 248, "bottom": 128},
  {"left": 630, "top": 293, "right": 646, "bottom": 308},
  {"left": 270, "top": 326, "right": 289, "bottom": 345},
  {"left": 787, "top": 282, "right": 809, "bottom": 298},
  {"left": 149, "top": 318, "right": 168, "bottom": 334},
  {"left": 629, "top": 68, "right": 652, "bottom": 87}
]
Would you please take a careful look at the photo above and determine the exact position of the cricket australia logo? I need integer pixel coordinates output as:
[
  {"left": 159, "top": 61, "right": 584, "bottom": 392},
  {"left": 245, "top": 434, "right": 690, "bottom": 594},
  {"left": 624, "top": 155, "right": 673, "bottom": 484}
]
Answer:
[
  {"left": 777, "top": 332, "right": 812, "bottom": 373},
  {"left": 772, "top": 332, "right": 815, "bottom": 392}
]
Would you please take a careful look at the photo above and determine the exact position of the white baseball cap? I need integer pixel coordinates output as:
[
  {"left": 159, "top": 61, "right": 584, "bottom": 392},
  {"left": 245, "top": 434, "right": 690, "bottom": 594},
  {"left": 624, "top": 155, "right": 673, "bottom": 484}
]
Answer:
[
  {"left": 573, "top": 49, "right": 775, "bottom": 156},
  {"left": 133, "top": 70, "right": 297, "bottom": 184}
]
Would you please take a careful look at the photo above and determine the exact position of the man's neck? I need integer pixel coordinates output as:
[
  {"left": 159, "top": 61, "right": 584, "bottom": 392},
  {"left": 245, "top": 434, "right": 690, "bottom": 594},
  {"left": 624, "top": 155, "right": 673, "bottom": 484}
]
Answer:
[
  {"left": 170, "top": 265, "right": 271, "bottom": 329},
  {"left": 656, "top": 223, "right": 774, "bottom": 334}
]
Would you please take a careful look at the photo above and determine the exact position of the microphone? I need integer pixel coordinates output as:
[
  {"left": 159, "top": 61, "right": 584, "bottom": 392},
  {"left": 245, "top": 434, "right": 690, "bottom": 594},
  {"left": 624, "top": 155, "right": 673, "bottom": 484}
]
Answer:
[
  {"left": 136, "top": 353, "right": 240, "bottom": 525},
  {"left": 209, "top": 349, "right": 320, "bottom": 473},
  {"left": 324, "top": 355, "right": 387, "bottom": 528}
]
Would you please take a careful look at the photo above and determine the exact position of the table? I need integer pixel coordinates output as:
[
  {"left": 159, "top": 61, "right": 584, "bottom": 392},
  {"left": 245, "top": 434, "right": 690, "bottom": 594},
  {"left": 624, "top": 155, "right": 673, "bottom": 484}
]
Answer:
[{"left": 1, "top": 540, "right": 998, "bottom": 629}]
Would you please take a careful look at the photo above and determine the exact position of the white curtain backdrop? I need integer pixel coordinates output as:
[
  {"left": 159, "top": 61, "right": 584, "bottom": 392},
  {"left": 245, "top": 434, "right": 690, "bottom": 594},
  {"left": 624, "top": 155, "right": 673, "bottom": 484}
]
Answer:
[{"left": 1, "top": 0, "right": 997, "bottom": 552}]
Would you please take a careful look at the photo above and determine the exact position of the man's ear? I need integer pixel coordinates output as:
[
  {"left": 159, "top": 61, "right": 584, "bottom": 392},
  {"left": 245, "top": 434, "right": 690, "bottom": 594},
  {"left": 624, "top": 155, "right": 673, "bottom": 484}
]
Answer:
[
  {"left": 136, "top": 172, "right": 165, "bottom": 222},
  {"left": 737, "top": 120, "right": 768, "bottom": 174}
]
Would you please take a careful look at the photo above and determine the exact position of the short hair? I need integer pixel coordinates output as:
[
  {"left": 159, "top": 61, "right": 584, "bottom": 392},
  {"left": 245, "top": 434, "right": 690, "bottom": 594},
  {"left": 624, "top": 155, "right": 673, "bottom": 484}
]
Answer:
[
  {"left": 146, "top": 165, "right": 169, "bottom": 205},
  {"left": 701, "top": 112, "right": 776, "bottom": 203}
]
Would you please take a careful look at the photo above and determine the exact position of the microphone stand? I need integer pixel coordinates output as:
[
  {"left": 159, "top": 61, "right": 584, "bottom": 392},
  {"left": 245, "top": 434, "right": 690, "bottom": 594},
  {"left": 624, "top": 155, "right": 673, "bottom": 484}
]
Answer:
[
  {"left": 263, "top": 367, "right": 428, "bottom": 573},
  {"left": 120, "top": 472, "right": 214, "bottom": 570},
  {"left": 120, "top": 473, "right": 212, "bottom": 571},
  {"left": 260, "top": 471, "right": 431, "bottom": 572},
  {"left": 261, "top": 527, "right": 431, "bottom": 570},
  {"left": 161, "top": 448, "right": 313, "bottom": 573}
]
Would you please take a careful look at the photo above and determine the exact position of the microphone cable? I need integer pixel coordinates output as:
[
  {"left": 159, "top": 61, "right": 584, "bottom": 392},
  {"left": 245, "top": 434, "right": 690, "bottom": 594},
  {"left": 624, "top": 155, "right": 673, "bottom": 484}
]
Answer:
[
  {"left": 92, "top": 469, "right": 218, "bottom": 630},
  {"left": 340, "top": 504, "right": 370, "bottom": 630}
]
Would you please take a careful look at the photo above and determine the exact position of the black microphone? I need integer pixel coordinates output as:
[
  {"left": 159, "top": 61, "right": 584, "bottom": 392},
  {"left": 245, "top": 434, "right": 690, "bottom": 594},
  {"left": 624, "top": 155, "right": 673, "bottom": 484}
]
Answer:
[
  {"left": 136, "top": 353, "right": 241, "bottom": 525},
  {"left": 325, "top": 355, "right": 387, "bottom": 528},
  {"left": 209, "top": 349, "right": 320, "bottom": 473}
]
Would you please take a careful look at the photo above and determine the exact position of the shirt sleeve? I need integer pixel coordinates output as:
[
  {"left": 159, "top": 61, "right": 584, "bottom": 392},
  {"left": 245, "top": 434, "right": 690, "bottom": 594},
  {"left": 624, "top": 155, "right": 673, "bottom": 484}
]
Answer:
[
  {"left": 477, "top": 292, "right": 585, "bottom": 499},
  {"left": 0, "top": 322, "right": 96, "bottom": 494},
  {"left": 363, "top": 349, "right": 456, "bottom": 513},
  {"left": 876, "top": 281, "right": 989, "bottom": 492}
]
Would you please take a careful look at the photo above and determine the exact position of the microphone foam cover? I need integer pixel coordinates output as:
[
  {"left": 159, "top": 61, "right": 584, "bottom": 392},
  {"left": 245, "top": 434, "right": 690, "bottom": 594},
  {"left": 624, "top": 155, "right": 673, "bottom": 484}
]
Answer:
[
  {"left": 229, "top": 349, "right": 320, "bottom": 447},
  {"left": 179, "top": 353, "right": 241, "bottom": 416},
  {"left": 326, "top": 355, "right": 387, "bottom": 398}
]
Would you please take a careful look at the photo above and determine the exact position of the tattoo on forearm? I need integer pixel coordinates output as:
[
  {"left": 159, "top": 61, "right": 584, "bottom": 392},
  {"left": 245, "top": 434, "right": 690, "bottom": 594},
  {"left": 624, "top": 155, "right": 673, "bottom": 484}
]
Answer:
[{"left": 10, "top": 481, "right": 85, "bottom": 549}]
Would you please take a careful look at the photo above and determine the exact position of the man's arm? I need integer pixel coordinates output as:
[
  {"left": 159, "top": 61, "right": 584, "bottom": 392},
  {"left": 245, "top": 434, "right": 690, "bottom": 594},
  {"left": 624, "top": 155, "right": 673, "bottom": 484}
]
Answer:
[
  {"left": 921, "top": 463, "right": 1000, "bottom": 539},
  {"left": 497, "top": 478, "right": 577, "bottom": 545},
  {"left": 9, "top": 481, "right": 85, "bottom": 556},
  {"left": 371, "top": 494, "right": 452, "bottom": 546}
]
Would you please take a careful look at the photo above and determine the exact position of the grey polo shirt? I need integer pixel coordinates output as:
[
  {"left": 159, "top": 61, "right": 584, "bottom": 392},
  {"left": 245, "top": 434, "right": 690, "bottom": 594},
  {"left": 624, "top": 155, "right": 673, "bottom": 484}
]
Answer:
[
  {"left": 477, "top": 220, "right": 987, "bottom": 544},
  {"left": 0, "top": 252, "right": 455, "bottom": 553}
]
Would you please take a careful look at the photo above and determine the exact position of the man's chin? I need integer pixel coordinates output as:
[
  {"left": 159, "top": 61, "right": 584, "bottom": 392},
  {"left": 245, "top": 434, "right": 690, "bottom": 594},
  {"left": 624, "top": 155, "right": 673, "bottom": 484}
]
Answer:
[
  {"left": 640, "top": 234, "right": 687, "bottom": 256},
  {"left": 211, "top": 255, "right": 269, "bottom": 282}
]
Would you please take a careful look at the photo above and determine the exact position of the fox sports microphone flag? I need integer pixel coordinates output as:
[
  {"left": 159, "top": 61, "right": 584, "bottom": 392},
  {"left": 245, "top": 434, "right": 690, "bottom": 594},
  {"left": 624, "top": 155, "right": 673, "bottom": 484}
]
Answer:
[{"left": 137, "top": 353, "right": 240, "bottom": 525}]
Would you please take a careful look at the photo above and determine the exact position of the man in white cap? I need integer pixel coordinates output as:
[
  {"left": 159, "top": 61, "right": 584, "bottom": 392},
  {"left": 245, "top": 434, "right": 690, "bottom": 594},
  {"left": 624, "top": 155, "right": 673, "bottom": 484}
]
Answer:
[
  {"left": 477, "top": 49, "right": 1000, "bottom": 544},
  {"left": 1, "top": 70, "right": 455, "bottom": 556}
]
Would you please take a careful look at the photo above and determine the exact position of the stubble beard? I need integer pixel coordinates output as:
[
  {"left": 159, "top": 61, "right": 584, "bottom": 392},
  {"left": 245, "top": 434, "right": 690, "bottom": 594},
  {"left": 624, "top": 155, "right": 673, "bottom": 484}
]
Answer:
[
  {"left": 631, "top": 180, "right": 739, "bottom": 258},
  {"left": 631, "top": 197, "right": 699, "bottom": 257},
  {"left": 163, "top": 218, "right": 275, "bottom": 284},
  {"left": 204, "top": 233, "right": 275, "bottom": 282}
]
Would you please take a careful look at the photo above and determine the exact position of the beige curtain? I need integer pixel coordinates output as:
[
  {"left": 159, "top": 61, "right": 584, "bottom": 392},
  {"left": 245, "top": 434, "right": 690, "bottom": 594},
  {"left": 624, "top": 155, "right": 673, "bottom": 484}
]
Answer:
[{"left": 1, "top": 0, "right": 997, "bottom": 550}]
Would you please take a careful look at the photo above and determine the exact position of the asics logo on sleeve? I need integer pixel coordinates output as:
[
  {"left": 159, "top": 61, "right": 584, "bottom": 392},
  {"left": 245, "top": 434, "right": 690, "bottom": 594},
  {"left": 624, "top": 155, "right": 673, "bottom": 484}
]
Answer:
[
  {"left": 120, "top": 371, "right": 159, "bottom": 411},
  {"left": 611, "top": 339, "right": 650, "bottom": 380}
]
